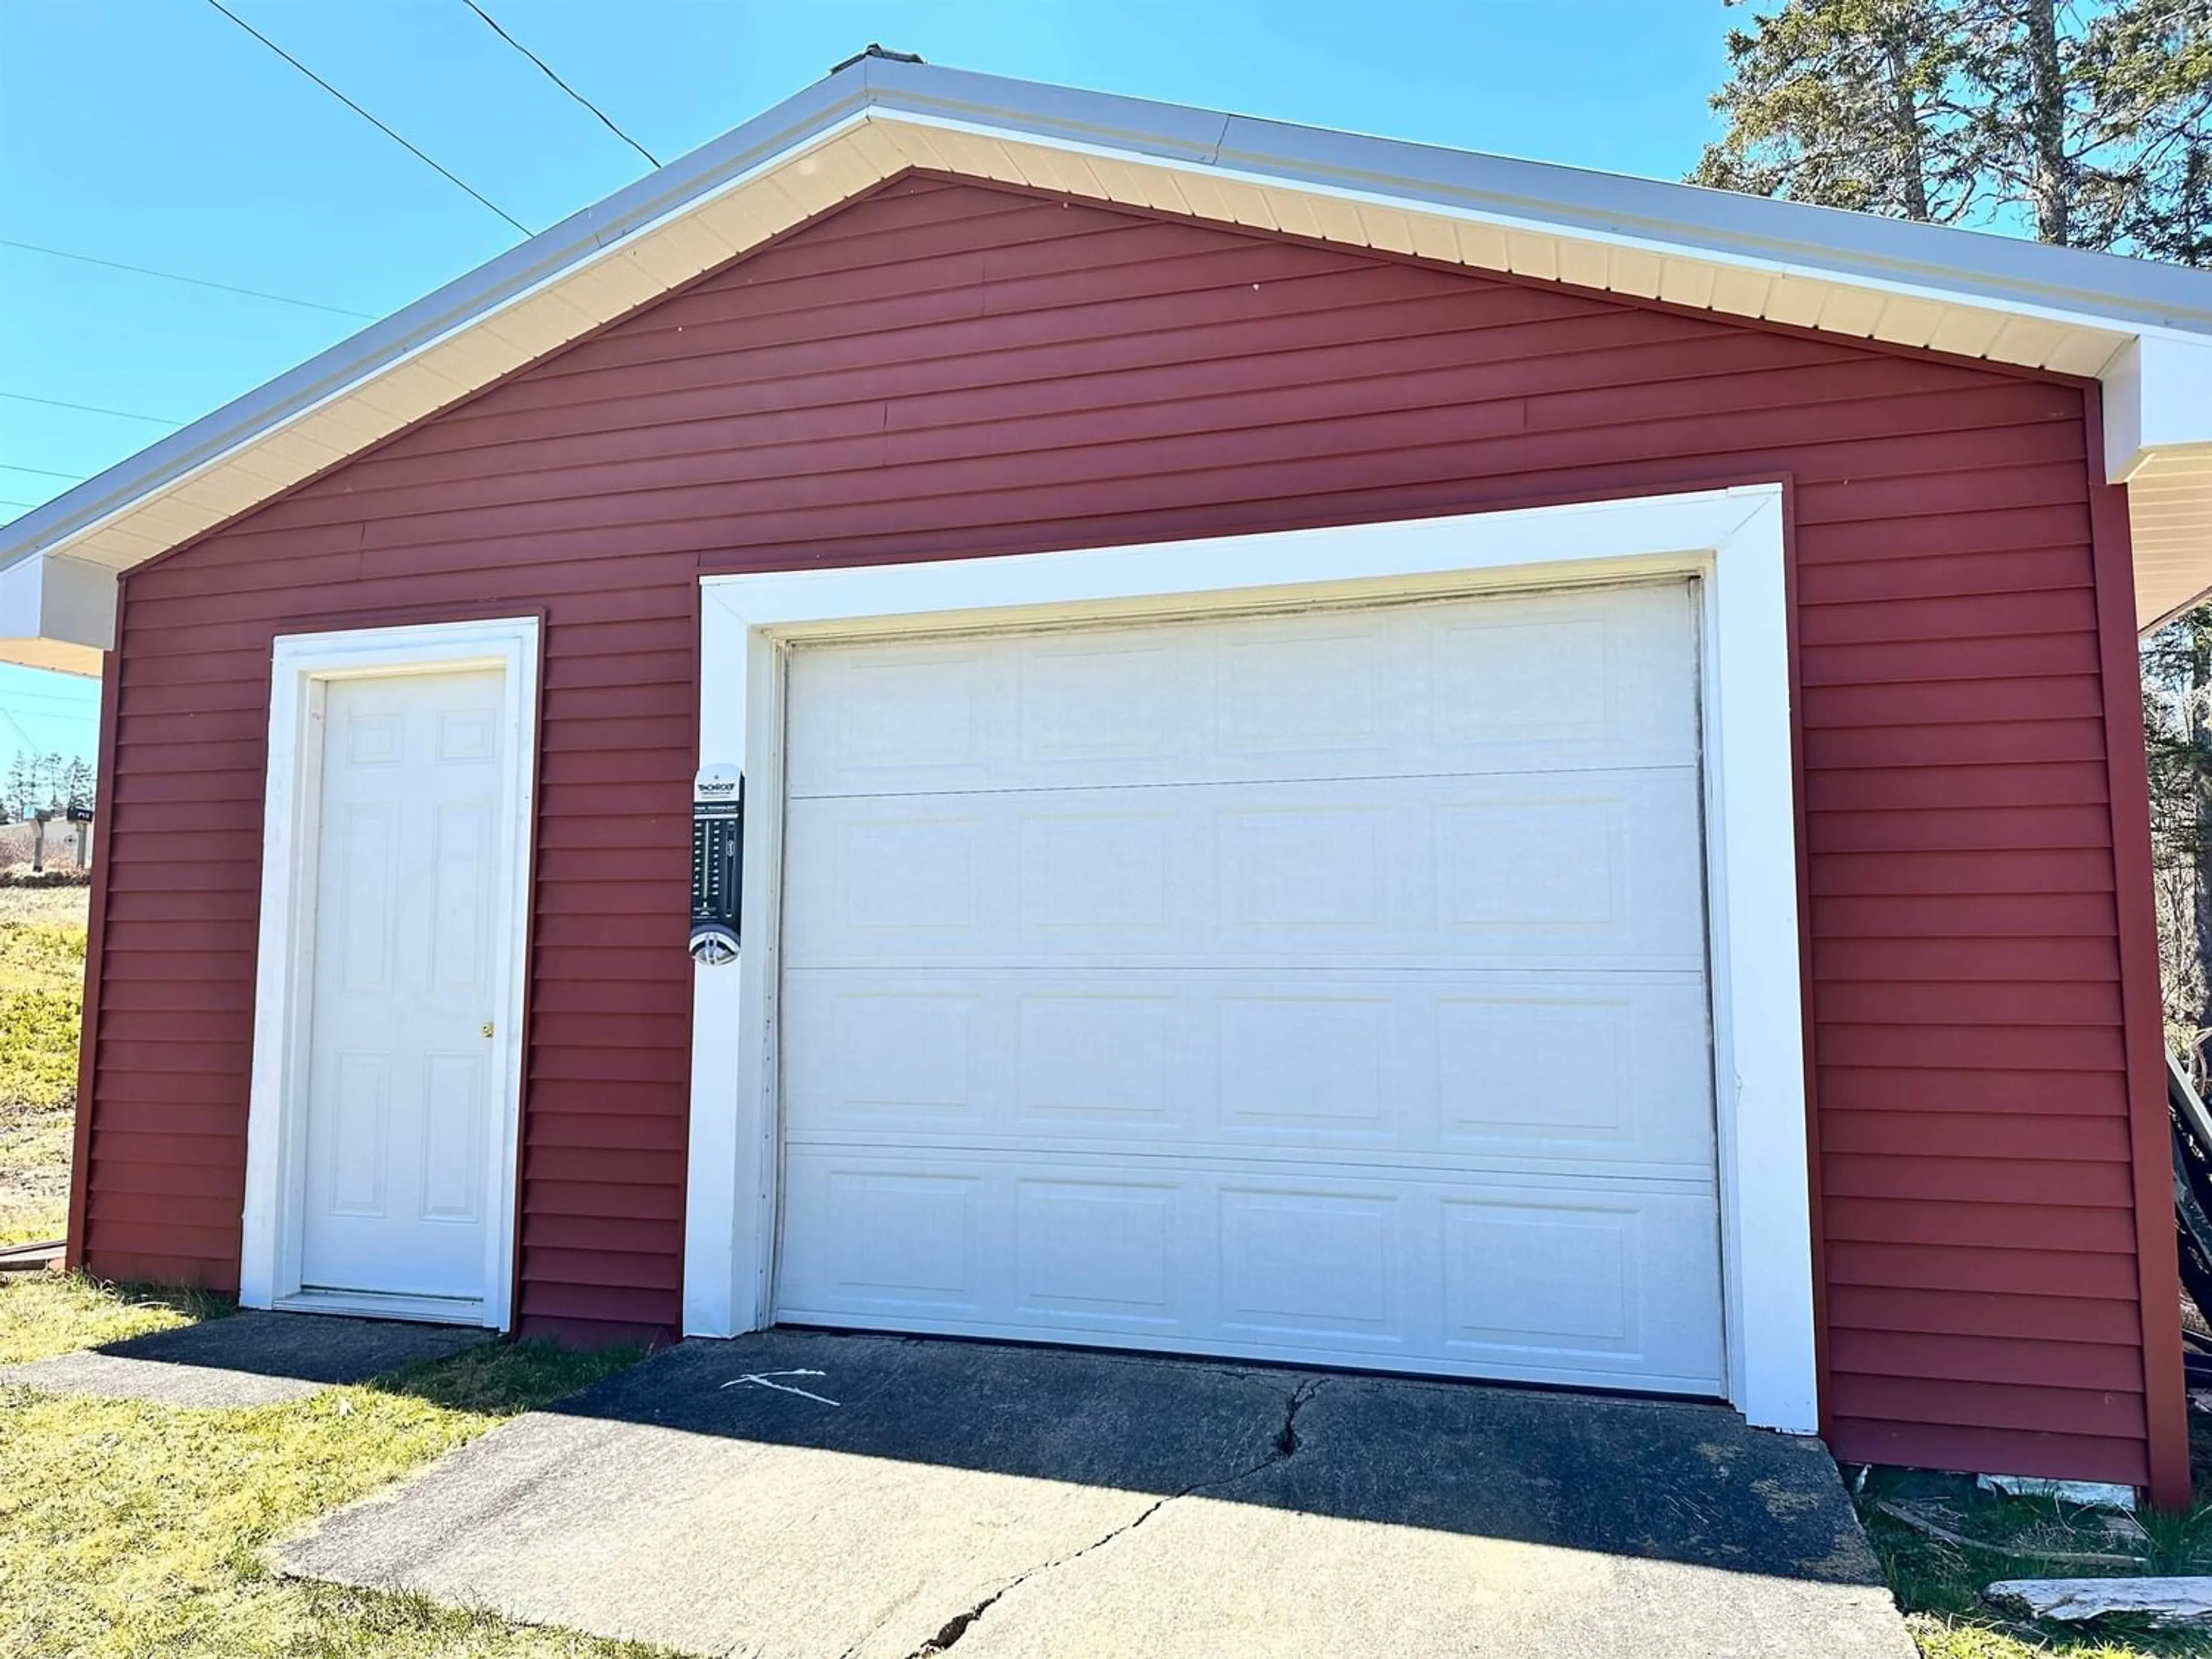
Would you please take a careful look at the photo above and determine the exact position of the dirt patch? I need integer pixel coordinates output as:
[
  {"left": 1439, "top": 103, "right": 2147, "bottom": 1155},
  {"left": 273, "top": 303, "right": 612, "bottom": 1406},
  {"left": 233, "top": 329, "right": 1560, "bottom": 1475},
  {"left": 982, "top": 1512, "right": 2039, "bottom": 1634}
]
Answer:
[
  {"left": 0, "top": 886, "right": 85, "bottom": 1246},
  {"left": 0, "top": 888, "right": 89, "bottom": 927},
  {"left": 0, "top": 1103, "right": 71, "bottom": 1247}
]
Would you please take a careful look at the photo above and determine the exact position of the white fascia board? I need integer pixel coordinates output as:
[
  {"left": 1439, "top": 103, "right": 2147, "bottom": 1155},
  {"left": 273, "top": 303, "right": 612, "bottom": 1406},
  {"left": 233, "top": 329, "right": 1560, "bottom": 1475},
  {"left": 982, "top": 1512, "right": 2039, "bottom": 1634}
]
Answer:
[
  {"left": 1220, "top": 119, "right": 2212, "bottom": 339},
  {"left": 2105, "top": 334, "right": 2212, "bottom": 480},
  {"left": 861, "top": 56, "right": 1234, "bottom": 164},
  {"left": 863, "top": 56, "right": 2212, "bottom": 340},
  {"left": 0, "top": 554, "right": 47, "bottom": 645},
  {"left": 886, "top": 103, "right": 2146, "bottom": 358},
  {"left": 0, "top": 552, "right": 115, "bottom": 658}
]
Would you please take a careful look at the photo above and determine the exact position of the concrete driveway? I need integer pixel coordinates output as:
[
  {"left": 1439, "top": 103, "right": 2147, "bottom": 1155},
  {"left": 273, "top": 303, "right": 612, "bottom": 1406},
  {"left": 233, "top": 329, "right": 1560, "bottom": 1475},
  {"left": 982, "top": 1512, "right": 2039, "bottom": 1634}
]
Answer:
[{"left": 280, "top": 1330, "right": 1914, "bottom": 1658}]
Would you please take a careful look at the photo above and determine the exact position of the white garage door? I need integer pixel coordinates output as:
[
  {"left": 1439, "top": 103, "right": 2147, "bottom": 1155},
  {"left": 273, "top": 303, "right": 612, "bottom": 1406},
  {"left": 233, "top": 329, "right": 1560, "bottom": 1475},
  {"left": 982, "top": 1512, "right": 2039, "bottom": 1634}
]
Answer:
[{"left": 774, "top": 581, "right": 1725, "bottom": 1395}]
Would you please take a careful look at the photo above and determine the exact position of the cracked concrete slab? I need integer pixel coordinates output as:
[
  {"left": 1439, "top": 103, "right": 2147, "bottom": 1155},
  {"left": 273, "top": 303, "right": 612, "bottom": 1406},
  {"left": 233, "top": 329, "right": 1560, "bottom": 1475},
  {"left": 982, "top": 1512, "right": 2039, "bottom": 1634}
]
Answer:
[
  {"left": 950, "top": 1490, "right": 1908, "bottom": 1659},
  {"left": 950, "top": 1377, "right": 1910, "bottom": 1658},
  {"left": 0, "top": 1310, "right": 490, "bottom": 1407},
  {"left": 281, "top": 1332, "right": 1289, "bottom": 1658},
  {"left": 277, "top": 1331, "right": 1914, "bottom": 1658}
]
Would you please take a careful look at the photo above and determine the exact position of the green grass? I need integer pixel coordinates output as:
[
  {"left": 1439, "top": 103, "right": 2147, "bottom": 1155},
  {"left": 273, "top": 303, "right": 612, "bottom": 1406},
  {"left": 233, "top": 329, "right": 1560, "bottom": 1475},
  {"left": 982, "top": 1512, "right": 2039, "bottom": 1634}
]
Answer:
[
  {"left": 0, "top": 886, "right": 86, "bottom": 1245},
  {"left": 0, "top": 1100, "right": 73, "bottom": 1247},
  {"left": 0, "top": 1272, "right": 672, "bottom": 1658},
  {"left": 0, "top": 982, "right": 81, "bottom": 1098},
  {"left": 1900, "top": 1625, "right": 2199, "bottom": 1659},
  {"left": 0, "top": 912, "right": 85, "bottom": 1115},
  {"left": 0, "top": 1271, "right": 230, "bottom": 1366},
  {"left": 1857, "top": 1421, "right": 2212, "bottom": 1659}
]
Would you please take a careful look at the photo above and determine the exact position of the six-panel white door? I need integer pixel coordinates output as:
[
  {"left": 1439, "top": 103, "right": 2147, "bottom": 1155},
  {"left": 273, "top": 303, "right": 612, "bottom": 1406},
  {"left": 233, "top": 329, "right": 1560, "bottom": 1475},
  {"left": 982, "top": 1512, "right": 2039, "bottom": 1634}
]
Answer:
[
  {"left": 774, "top": 582, "right": 1726, "bottom": 1394},
  {"left": 296, "top": 669, "right": 506, "bottom": 1313}
]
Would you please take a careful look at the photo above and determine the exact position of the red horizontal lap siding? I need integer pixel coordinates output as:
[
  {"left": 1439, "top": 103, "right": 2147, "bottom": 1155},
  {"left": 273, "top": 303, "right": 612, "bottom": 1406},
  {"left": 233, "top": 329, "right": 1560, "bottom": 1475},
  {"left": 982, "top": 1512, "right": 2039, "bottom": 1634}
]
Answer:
[{"left": 81, "top": 172, "right": 2178, "bottom": 1491}]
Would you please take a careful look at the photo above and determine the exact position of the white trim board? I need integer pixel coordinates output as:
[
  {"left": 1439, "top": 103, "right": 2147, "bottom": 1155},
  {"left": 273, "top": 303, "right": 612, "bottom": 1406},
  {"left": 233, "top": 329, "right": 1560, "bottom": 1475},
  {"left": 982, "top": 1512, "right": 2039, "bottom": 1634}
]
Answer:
[
  {"left": 239, "top": 615, "right": 540, "bottom": 1331},
  {"left": 686, "top": 483, "right": 1820, "bottom": 1434}
]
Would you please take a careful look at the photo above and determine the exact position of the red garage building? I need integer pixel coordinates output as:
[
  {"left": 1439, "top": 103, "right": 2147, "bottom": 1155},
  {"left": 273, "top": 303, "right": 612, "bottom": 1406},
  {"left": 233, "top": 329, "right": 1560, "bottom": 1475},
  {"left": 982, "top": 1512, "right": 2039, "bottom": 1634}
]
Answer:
[{"left": 6, "top": 56, "right": 2210, "bottom": 1506}]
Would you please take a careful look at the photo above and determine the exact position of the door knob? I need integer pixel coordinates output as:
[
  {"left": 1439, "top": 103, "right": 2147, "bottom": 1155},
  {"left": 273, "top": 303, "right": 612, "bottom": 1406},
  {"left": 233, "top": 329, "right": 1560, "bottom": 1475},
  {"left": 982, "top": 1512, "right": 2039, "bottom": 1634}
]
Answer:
[{"left": 481, "top": 1021, "right": 494, "bottom": 1038}]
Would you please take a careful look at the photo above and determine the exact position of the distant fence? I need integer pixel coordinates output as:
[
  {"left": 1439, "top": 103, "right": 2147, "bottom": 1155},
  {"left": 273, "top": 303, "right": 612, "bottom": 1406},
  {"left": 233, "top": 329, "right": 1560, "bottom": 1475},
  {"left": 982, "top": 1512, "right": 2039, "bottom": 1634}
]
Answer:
[{"left": 0, "top": 820, "right": 90, "bottom": 878}]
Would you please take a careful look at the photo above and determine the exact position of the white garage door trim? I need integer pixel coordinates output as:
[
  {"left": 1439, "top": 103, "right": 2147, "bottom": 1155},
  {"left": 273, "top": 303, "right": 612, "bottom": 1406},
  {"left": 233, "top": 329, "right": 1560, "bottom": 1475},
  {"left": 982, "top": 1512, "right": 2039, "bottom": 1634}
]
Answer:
[
  {"left": 240, "top": 615, "right": 539, "bottom": 1330},
  {"left": 688, "top": 484, "right": 1816, "bottom": 1433}
]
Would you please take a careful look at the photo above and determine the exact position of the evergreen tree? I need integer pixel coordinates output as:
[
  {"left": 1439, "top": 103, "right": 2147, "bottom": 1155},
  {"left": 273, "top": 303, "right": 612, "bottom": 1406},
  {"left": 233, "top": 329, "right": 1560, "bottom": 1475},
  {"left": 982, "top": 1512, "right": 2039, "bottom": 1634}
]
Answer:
[
  {"left": 2, "top": 750, "right": 96, "bottom": 823},
  {"left": 1694, "top": 1, "right": 1981, "bottom": 222},
  {"left": 3, "top": 752, "right": 31, "bottom": 821},
  {"left": 1699, "top": 0, "right": 2212, "bottom": 1067},
  {"left": 1696, "top": 1, "right": 2212, "bottom": 257}
]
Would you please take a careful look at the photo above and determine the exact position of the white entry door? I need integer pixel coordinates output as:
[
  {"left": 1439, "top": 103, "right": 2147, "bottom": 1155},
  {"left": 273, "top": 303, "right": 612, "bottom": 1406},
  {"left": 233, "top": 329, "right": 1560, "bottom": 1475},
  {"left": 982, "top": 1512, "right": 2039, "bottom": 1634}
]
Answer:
[
  {"left": 773, "top": 581, "right": 1726, "bottom": 1395},
  {"left": 295, "top": 668, "right": 508, "bottom": 1315}
]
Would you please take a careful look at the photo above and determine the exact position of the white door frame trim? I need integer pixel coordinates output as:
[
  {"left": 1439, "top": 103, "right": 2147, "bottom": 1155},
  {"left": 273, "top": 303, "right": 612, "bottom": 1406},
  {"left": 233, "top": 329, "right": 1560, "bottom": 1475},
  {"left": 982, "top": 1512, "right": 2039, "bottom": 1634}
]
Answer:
[
  {"left": 240, "top": 615, "right": 540, "bottom": 1330},
  {"left": 688, "top": 484, "right": 1817, "bottom": 1433}
]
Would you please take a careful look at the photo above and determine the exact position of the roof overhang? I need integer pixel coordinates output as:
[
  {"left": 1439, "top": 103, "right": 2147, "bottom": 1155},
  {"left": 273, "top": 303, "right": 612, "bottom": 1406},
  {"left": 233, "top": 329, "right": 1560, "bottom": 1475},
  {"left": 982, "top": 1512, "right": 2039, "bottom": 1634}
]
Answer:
[{"left": 9, "top": 54, "right": 2212, "bottom": 674}]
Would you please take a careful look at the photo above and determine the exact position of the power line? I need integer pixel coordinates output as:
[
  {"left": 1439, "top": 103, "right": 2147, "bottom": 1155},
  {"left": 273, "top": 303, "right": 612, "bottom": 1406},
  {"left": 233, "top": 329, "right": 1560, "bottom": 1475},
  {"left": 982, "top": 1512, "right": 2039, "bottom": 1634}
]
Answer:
[
  {"left": 0, "top": 704, "right": 100, "bottom": 722},
  {"left": 0, "top": 705, "right": 44, "bottom": 755},
  {"left": 0, "top": 498, "right": 43, "bottom": 511},
  {"left": 459, "top": 0, "right": 660, "bottom": 169},
  {"left": 203, "top": 0, "right": 533, "bottom": 238},
  {"left": 0, "top": 463, "right": 87, "bottom": 481},
  {"left": 0, "top": 391, "right": 183, "bottom": 426},
  {"left": 0, "top": 237, "right": 374, "bottom": 319},
  {"left": 0, "top": 691, "right": 98, "bottom": 709}
]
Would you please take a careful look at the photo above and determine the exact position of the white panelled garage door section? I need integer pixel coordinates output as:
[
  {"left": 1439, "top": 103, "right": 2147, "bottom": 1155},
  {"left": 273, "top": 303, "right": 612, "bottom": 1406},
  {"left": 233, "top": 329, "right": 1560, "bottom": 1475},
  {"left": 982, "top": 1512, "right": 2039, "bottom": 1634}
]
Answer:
[{"left": 775, "top": 581, "right": 1725, "bottom": 1395}]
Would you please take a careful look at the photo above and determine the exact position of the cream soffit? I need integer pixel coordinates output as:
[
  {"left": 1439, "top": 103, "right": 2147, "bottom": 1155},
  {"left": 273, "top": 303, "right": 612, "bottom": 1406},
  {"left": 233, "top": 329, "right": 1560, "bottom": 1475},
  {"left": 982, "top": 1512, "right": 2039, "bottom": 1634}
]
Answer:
[{"left": 6, "top": 55, "right": 2212, "bottom": 673}]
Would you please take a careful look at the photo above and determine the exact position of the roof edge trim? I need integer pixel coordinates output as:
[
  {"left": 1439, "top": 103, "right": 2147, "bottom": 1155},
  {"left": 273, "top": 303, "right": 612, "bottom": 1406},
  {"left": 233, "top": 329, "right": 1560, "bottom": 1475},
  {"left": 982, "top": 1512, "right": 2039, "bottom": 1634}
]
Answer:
[{"left": 854, "top": 58, "right": 2212, "bottom": 338}]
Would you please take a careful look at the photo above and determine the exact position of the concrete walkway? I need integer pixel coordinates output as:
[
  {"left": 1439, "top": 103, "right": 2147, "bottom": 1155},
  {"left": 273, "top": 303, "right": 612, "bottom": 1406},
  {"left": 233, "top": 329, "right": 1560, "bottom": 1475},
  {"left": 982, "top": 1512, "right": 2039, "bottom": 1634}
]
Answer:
[
  {"left": 0, "top": 1309, "right": 488, "bottom": 1407},
  {"left": 280, "top": 1330, "right": 1914, "bottom": 1658}
]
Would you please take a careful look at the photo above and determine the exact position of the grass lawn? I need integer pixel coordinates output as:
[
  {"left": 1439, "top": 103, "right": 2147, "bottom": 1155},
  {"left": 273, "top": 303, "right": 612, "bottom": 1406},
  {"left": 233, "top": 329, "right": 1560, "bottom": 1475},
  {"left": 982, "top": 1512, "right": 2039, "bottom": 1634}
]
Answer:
[
  {"left": 1855, "top": 1411, "right": 2212, "bottom": 1658},
  {"left": 0, "top": 883, "right": 88, "bottom": 1247},
  {"left": 0, "top": 1272, "right": 675, "bottom": 1658}
]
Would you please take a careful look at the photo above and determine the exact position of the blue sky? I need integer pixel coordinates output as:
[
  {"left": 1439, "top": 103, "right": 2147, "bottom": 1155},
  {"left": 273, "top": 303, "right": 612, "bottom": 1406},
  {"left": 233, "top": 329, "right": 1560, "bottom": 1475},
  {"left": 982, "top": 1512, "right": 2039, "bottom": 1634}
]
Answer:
[{"left": 0, "top": 0, "right": 1740, "bottom": 765}]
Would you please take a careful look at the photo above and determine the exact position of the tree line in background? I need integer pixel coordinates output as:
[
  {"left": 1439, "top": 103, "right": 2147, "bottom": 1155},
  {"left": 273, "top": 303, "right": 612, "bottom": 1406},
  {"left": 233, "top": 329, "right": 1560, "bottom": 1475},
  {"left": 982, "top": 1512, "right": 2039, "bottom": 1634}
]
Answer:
[
  {"left": 5, "top": 750, "right": 95, "bottom": 822},
  {"left": 1698, "top": 0, "right": 2212, "bottom": 1066},
  {"left": 1696, "top": 0, "right": 2209, "bottom": 259}
]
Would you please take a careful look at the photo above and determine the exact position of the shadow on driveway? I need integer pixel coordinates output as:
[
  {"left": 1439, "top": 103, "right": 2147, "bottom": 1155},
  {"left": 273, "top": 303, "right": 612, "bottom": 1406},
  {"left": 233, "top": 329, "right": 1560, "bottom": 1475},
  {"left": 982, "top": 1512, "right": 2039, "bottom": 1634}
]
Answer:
[
  {"left": 286, "top": 1328, "right": 1912, "bottom": 1658},
  {"left": 502, "top": 1330, "right": 1871, "bottom": 1577},
  {"left": 0, "top": 1308, "right": 488, "bottom": 1407}
]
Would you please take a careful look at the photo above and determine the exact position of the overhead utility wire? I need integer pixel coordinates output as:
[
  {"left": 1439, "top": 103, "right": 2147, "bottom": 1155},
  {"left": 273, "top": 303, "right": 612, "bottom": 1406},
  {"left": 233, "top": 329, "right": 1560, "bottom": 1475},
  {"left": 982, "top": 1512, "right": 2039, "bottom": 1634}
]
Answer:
[
  {"left": 0, "top": 238, "right": 374, "bottom": 319},
  {"left": 0, "top": 688, "right": 99, "bottom": 709},
  {"left": 0, "top": 704, "right": 47, "bottom": 755},
  {"left": 0, "top": 463, "right": 89, "bottom": 481},
  {"left": 0, "top": 391, "right": 183, "bottom": 426},
  {"left": 203, "top": 0, "right": 533, "bottom": 237},
  {"left": 459, "top": 0, "right": 660, "bottom": 169},
  {"left": 0, "top": 391, "right": 181, "bottom": 426}
]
